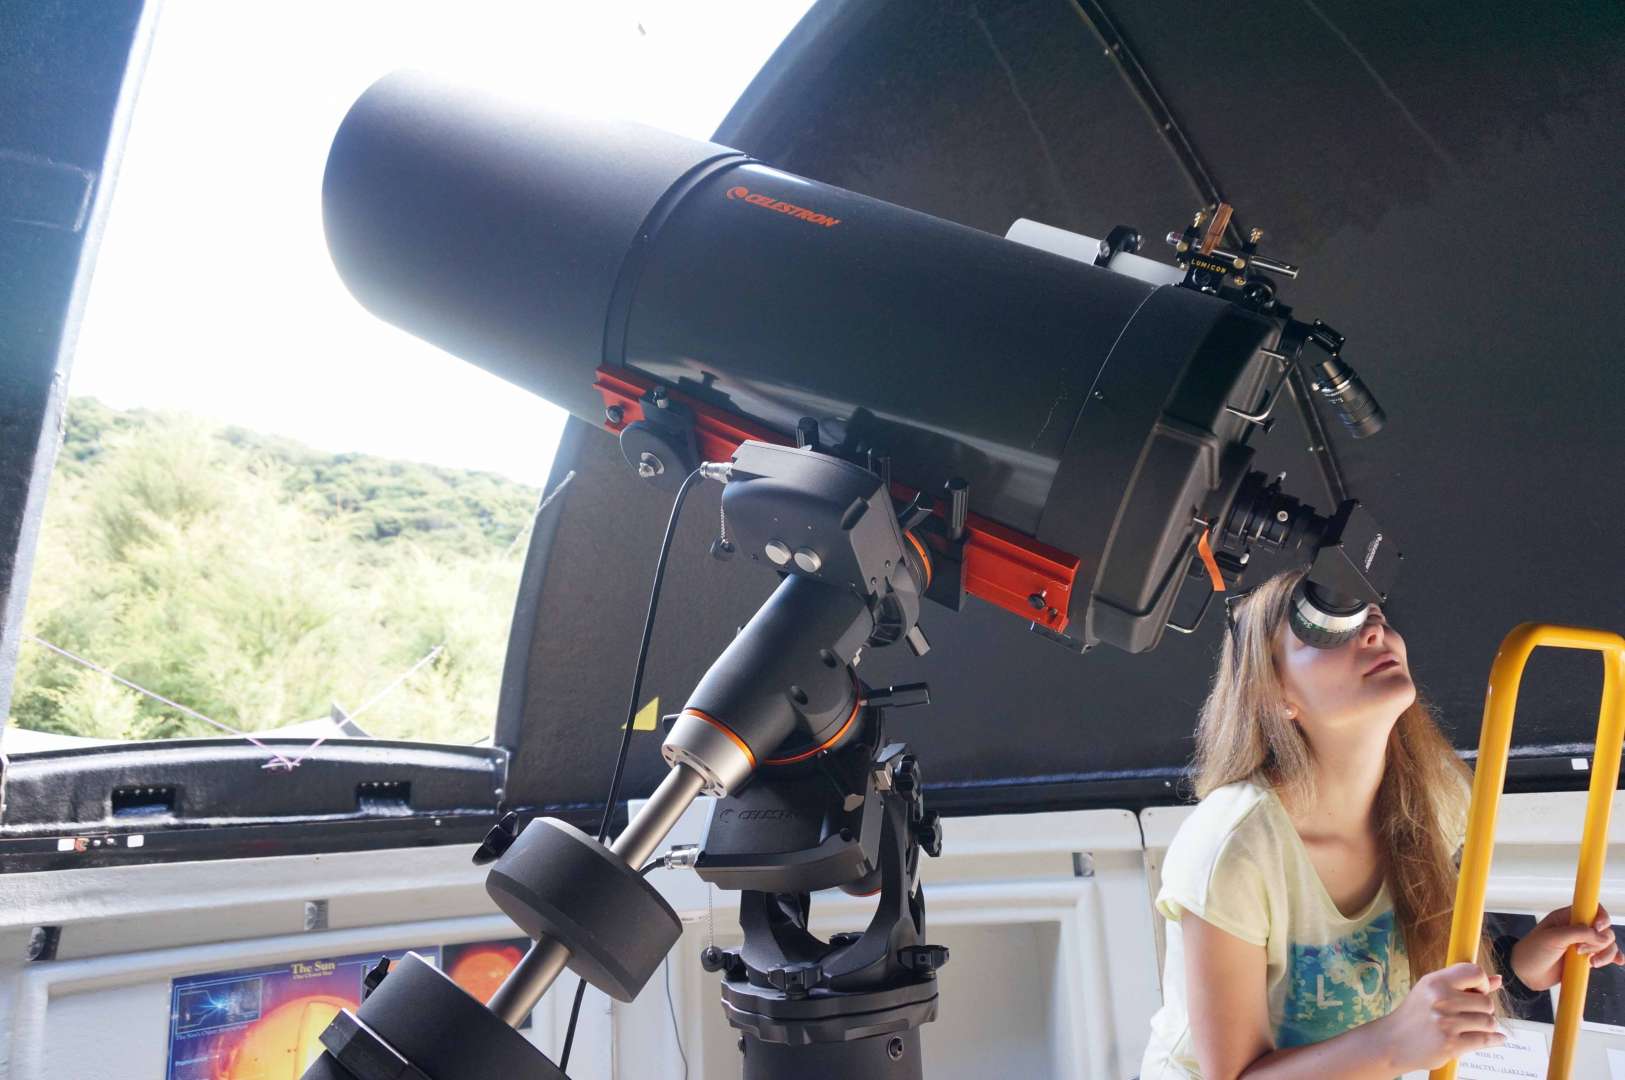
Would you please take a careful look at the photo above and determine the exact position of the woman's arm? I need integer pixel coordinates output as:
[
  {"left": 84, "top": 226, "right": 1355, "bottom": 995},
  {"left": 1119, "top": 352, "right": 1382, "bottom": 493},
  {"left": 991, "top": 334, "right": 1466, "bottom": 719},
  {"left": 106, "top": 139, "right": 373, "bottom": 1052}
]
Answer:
[
  {"left": 1183, "top": 911, "right": 1399, "bottom": 1080},
  {"left": 1509, "top": 904, "right": 1622, "bottom": 991},
  {"left": 1183, "top": 912, "right": 1504, "bottom": 1080}
]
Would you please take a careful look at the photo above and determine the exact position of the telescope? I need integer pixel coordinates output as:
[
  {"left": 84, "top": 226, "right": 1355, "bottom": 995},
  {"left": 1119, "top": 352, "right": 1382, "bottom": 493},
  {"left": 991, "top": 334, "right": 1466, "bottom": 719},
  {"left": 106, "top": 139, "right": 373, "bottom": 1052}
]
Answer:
[
  {"left": 306, "top": 71, "right": 1403, "bottom": 1080},
  {"left": 321, "top": 71, "right": 1398, "bottom": 658}
]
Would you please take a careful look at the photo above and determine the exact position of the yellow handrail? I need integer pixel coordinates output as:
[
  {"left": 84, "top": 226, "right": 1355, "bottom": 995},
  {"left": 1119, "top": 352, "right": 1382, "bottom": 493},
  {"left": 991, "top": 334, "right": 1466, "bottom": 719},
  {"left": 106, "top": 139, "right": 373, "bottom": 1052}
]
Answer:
[{"left": 1431, "top": 623, "right": 1625, "bottom": 1080}]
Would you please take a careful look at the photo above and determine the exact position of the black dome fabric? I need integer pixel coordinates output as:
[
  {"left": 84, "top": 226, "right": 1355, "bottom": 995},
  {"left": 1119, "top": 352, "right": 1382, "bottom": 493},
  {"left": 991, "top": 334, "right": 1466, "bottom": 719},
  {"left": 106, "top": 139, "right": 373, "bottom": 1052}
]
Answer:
[{"left": 500, "top": 0, "right": 1625, "bottom": 818}]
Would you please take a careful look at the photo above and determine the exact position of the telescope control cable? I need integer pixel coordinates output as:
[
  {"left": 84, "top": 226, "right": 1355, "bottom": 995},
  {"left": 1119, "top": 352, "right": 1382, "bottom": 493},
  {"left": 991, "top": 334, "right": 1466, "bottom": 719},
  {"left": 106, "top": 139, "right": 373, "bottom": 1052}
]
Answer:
[{"left": 559, "top": 464, "right": 706, "bottom": 1071}]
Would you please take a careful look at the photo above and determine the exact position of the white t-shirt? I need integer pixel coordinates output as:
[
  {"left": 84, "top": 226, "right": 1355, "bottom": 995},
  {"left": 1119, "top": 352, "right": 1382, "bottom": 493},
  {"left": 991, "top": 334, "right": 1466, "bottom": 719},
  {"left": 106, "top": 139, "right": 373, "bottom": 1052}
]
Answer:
[{"left": 1139, "top": 781, "right": 1412, "bottom": 1078}]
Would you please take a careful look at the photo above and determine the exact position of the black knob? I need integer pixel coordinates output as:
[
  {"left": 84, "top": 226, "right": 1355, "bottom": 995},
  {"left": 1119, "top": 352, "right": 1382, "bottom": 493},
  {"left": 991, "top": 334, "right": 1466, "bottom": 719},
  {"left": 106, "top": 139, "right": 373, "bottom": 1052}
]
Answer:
[
  {"left": 893, "top": 755, "right": 921, "bottom": 797},
  {"left": 915, "top": 811, "right": 943, "bottom": 858},
  {"left": 897, "top": 944, "right": 950, "bottom": 975},
  {"left": 362, "top": 956, "right": 392, "bottom": 999},
  {"left": 472, "top": 811, "right": 520, "bottom": 866},
  {"left": 767, "top": 962, "right": 823, "bottom": 998}
]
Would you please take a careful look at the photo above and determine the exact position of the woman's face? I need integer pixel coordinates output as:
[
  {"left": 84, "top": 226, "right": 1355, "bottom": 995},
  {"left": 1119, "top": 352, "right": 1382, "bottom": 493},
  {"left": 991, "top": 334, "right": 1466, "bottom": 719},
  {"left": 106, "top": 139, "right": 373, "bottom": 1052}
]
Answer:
[{"left": 1274, "top": 605, "right": 1416, "bottom": 738}]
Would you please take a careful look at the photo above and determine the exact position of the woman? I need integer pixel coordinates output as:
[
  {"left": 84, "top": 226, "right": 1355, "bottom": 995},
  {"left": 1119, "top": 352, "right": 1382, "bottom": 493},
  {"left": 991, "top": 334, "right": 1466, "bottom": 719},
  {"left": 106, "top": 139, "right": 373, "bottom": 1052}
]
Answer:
[{"left": 1139, "top": 569, "right": 1622, "bottom": 1078}]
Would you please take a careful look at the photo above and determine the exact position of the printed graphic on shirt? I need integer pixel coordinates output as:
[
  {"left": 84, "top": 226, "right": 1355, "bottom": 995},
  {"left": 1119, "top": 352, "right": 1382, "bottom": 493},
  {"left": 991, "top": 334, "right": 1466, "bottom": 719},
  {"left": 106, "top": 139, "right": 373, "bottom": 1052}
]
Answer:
[{"left": 1277, "top": 911, "right": 1408, "bottom": 1048}]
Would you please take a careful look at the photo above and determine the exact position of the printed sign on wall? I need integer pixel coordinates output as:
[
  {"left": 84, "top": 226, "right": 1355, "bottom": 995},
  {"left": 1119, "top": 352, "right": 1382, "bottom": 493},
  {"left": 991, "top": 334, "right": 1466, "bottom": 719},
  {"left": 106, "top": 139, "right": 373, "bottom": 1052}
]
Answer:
[{"left": 166, "top": 938, "right": 531, "bottom": 1080}]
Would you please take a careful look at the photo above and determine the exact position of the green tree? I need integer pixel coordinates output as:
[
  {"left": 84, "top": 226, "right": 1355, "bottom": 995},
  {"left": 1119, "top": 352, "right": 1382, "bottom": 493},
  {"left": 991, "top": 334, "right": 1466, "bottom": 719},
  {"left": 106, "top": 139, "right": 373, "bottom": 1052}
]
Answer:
[{"left": 9, "top": 400, "right": 538, "bottom": 745}]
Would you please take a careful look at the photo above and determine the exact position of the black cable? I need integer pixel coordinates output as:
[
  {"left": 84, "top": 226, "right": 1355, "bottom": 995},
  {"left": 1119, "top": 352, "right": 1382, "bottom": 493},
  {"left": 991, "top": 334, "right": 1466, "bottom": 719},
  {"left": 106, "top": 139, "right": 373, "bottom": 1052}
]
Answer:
[
  {"left": 558, "top": 979, "right": 587, "bottom": 1073},
  {"left": 556, "top": 859, "right": 668, "bottom": 1069},
  {"left": 559, "top": 465, "right": 707, "bottom": 1071},
  {"left": 595, "top": 465, "right": 705, "bottom": 844},
  {"left": 665, "top": 954, "right": 690, "bottom": 1080}
]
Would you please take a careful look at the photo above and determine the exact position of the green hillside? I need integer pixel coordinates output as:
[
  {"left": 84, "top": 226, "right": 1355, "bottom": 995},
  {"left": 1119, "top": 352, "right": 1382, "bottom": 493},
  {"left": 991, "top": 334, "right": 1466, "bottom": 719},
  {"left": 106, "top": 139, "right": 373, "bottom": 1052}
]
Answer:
[{"left": 9, "top": 398, "right": 542, "bottom": 745}]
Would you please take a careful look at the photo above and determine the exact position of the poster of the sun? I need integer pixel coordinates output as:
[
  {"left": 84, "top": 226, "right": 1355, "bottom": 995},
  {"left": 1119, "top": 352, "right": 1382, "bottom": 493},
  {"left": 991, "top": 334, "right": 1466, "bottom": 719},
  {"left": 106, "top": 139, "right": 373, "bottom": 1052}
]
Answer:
[{"left": 165, "top": 938, "right": 532, "bottom": 1080}]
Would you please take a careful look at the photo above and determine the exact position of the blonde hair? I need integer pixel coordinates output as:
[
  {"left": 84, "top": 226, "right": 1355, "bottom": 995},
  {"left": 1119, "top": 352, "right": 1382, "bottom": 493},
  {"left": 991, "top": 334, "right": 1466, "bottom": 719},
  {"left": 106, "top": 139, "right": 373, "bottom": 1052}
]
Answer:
[{"left": 1191, "top": 569, "right": 1489, "bottom": 986}]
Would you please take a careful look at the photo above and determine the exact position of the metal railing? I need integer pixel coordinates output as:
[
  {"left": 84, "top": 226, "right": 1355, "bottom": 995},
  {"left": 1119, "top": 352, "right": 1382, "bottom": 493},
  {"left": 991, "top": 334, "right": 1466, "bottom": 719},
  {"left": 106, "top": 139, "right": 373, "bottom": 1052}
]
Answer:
[{"left": 1434, "top": 623, "right": 1625, "bottom": 1080}]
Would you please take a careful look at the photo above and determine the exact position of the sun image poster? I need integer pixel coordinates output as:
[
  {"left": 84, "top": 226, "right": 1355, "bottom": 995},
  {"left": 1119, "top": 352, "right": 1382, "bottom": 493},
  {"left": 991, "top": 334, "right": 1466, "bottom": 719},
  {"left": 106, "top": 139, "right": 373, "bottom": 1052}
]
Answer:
[
  {"left": 165, "top": 946, "right": 435, "bottom": 1080},
  {"left": 441, "top": 937, "right": 533, "bottom": 1029}
]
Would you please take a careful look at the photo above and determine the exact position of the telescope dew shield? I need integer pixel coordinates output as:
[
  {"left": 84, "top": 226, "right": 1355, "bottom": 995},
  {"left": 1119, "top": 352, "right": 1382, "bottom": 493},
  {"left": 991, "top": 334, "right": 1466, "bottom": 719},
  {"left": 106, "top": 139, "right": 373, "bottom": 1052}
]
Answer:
[
  {"left": 322, "top": 71, "right": 744, "bottom": 425},
  {"left": 324, "top": 73, "right": 1280, "bottom": 652}
]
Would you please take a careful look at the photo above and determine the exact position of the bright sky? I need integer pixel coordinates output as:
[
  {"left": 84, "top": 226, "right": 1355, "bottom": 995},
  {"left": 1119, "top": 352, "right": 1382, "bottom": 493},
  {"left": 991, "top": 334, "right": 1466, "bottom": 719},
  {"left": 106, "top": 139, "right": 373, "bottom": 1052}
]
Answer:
[{"left": 70, "top": 1, "right": 813, "bottom": 487}]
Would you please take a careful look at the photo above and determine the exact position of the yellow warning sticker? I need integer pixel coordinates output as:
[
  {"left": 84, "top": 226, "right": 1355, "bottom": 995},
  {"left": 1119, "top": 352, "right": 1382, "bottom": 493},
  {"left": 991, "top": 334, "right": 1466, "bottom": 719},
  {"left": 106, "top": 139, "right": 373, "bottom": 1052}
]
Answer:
[{"left": 625, "top": 696, "right": 660, "bottom": 732}]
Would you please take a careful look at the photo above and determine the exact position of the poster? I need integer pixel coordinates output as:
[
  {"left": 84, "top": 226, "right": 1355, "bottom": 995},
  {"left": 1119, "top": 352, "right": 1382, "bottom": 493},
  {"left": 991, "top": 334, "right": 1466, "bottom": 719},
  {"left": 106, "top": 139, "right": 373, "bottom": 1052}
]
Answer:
[
  {"left": 166, "top": 938, "right": 538, "bottom": 1078},
  {"left": 167, "top": 945, "right": 432, "bottom": 1080}
]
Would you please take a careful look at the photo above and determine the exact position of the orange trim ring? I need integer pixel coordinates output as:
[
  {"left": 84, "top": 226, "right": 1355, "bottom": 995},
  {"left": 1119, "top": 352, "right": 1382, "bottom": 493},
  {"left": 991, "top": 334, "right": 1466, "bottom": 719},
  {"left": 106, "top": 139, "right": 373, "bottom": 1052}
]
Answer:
[
  {"left": 764, "top": 681, "right": 864, "bottom": 766},
  {"left": 904, "top": 530, "right": 933, "bottom": 591},
  {"left": 681, "top": 708, "right": 756, "bottom": 769}
]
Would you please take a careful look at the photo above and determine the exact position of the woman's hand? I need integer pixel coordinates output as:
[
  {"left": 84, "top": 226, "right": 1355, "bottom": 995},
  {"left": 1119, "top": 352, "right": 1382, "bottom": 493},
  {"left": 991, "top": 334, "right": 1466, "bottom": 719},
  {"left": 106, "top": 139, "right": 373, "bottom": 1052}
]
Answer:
[
  {"left": 1376, "top": 962, "right": 1505, "bottom": 1073},
  {"left": 1511, "top": 904, "right": 1624, "bottom": 992}
]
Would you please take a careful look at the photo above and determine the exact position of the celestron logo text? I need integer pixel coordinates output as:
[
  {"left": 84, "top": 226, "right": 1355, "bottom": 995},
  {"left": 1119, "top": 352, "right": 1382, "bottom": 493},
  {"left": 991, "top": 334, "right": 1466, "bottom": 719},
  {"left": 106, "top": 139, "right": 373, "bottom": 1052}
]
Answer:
[
  {"left": 1364, "top": 532, "right": 1383, "bottom": 571},
  {"left": 725, "top": 186, "right": 841, "bottom": 228}
]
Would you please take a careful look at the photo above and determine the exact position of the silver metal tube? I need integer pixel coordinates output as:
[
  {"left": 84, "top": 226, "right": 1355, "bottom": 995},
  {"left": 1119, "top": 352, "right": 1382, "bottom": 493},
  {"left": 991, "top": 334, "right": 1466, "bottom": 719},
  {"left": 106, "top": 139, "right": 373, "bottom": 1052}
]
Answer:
[
  {"left": 487, "top": 935, "right": 571, "bottom": 1026},
  {"left": 485, "top": 763, "right": 708, "bottom": 1027},
  {"left": 611, "top": 763, "right": 707, "bottom": 867},
  {"left": 1248, "top": 253, "right": 1301, "bottom": 279},
  {"left": 947, "top": 478, "right": 969, "bottom": 541}
]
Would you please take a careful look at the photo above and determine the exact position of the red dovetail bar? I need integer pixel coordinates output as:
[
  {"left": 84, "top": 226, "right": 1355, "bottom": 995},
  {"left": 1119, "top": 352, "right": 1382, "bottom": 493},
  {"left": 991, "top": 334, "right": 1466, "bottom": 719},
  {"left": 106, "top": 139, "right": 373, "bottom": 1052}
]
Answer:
[{"left": 594, "top": 367, "right": 1081, "bottom": 635}]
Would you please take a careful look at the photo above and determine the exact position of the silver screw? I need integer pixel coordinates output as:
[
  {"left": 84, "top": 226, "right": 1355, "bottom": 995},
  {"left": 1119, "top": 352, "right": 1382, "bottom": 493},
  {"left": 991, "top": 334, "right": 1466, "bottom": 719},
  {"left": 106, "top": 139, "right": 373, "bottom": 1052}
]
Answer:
[
  {"left": 765, "top": 540, "right": 791, "bottom": 566},
  {"left": 793, "top": 548, "right": 822, "bottom": 573},
  {"left": 637, "top": 452, "right": 665, "bottom": 479}
]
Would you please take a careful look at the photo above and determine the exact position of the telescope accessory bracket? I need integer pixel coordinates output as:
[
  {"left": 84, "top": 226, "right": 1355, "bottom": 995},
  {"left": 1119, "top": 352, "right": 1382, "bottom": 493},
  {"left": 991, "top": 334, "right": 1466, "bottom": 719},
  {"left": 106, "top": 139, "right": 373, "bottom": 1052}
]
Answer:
[
  {"left": 615, "top": 383, "right": 699, "bottom": 491},
  {"left": 1162, "top": 203, "right": 1385, "bottom": 439}
]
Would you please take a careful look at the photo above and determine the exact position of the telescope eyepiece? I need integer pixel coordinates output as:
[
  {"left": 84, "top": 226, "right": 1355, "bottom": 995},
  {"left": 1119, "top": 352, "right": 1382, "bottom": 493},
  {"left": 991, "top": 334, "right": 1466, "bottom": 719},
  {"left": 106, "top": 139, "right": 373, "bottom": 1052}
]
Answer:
[{"left": 1289, "top": 579, "right": 1371, "bottom": 649}]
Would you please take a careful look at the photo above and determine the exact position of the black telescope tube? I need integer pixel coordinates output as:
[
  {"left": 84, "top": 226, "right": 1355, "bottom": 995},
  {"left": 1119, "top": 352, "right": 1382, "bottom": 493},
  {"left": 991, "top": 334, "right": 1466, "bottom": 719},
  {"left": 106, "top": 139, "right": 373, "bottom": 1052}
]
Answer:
[
  {"left": 323, "top": 71, "right": 744, "bottom": 425},
  {"left": 324, "top": 72, "right": 1278, "bottom": 649}
]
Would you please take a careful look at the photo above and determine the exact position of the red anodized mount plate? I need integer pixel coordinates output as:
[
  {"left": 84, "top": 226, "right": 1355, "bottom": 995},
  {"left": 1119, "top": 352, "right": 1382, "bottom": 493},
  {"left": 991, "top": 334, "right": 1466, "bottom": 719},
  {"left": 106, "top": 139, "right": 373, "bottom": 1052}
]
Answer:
[{"left": 594, "top": 367, "right": 1080, "bottom": 634}]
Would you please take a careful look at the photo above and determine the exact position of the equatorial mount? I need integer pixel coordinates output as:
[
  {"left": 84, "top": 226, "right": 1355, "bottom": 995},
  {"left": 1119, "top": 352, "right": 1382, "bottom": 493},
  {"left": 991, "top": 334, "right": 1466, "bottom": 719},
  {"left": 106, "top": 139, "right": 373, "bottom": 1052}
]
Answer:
[
  {"left": 697, "top": 685, "right": 946, "bottom": 1079},
  {"left": 303, "top": 440, "right": 945, "bottom": 1080}
]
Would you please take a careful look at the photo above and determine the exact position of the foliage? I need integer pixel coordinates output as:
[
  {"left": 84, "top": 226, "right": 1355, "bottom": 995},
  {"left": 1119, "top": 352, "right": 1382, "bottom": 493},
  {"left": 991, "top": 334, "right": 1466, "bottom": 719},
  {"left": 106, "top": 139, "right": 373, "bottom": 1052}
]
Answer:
[{"left": 9, "top": 398, "right": 540, "bottom": 745}]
